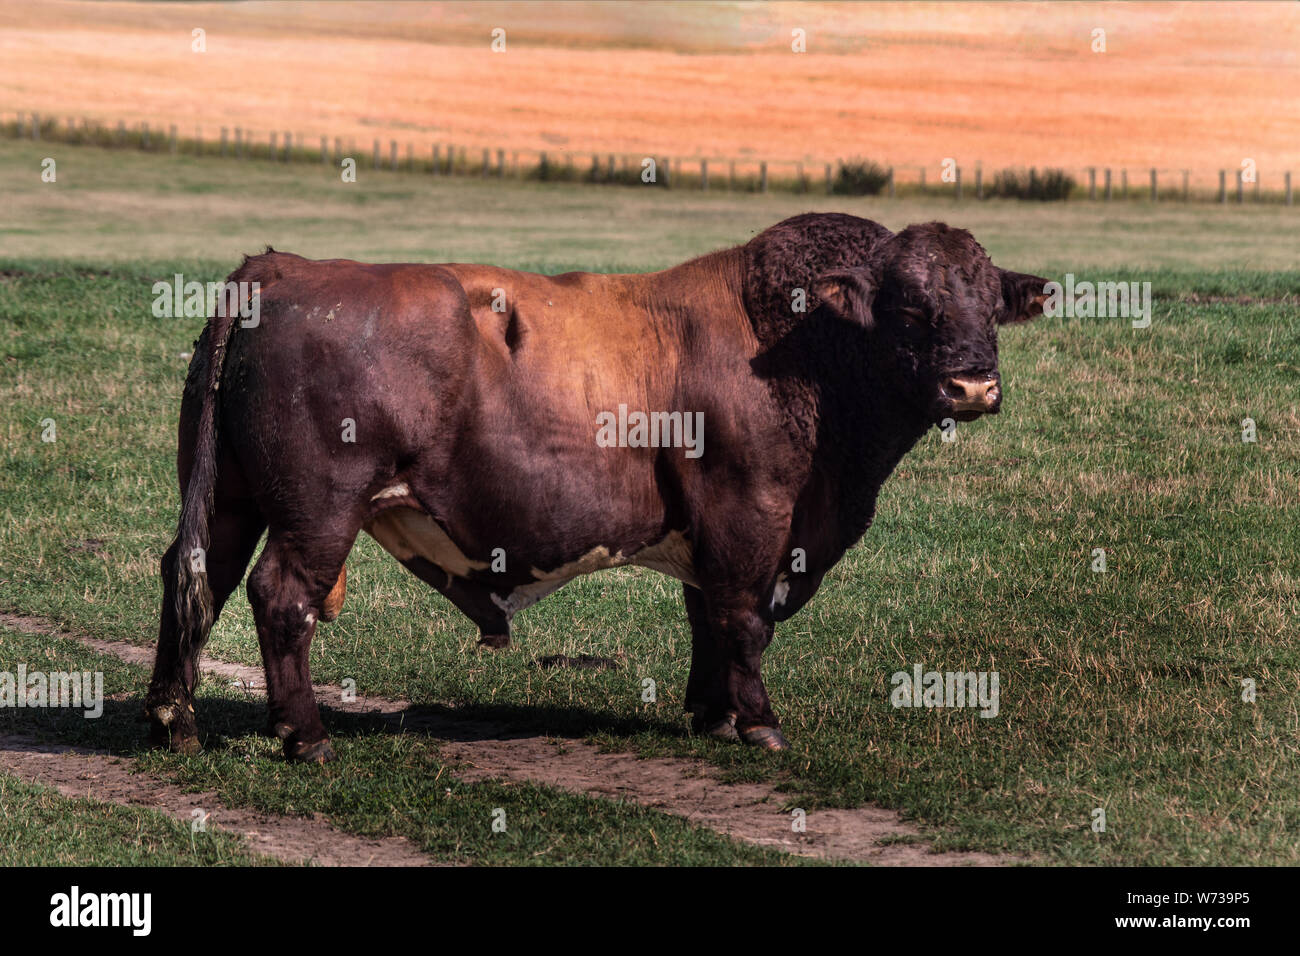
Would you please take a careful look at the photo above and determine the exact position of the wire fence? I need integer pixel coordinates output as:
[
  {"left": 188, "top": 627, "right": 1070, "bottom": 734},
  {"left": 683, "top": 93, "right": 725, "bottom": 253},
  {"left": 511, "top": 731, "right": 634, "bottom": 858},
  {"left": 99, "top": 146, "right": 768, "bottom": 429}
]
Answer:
[{"left": 5, "top": 111, "right": 1294, "bottom": 206}]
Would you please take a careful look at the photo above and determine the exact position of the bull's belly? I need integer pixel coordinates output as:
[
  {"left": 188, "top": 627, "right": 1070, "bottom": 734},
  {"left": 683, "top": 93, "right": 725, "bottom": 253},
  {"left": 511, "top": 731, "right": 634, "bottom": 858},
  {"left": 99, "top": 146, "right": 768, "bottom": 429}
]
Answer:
[{"left": 363, "top": 498, "right": 697, "bottom": 617}]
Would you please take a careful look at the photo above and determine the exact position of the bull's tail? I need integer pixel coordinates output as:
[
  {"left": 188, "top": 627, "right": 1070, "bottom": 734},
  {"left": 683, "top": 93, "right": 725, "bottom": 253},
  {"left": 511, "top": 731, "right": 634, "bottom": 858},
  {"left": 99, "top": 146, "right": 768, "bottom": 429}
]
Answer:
[{"left": 170, "top": 257, "right": 260, "bottom": 663}]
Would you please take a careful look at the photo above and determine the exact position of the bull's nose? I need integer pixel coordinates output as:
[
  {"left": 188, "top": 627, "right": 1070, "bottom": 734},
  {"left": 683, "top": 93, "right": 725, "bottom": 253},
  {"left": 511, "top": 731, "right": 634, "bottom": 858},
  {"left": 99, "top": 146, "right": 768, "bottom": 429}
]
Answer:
[{"left": 943, "top": 376, "right": 1001, "bottom": 414}]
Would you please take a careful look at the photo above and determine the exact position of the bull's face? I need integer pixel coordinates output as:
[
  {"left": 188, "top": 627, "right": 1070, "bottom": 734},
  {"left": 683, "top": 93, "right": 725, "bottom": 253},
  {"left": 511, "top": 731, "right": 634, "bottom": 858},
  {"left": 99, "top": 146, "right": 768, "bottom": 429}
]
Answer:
[{"left": 814, "top": 222, "right": 1048, "bottom": 426}]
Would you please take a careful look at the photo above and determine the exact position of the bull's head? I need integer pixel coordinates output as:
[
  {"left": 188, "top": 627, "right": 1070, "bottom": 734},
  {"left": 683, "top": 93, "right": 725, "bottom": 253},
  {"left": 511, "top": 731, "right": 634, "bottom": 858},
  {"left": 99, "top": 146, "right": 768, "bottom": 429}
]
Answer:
[{"left": 814, "top": 222, "right": 1048, "bottom": 425}]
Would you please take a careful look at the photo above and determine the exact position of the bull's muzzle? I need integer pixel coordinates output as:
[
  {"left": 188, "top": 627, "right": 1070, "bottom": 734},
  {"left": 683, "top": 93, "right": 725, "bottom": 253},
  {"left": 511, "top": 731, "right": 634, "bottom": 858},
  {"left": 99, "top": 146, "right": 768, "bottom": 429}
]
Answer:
[{"left": 942, "top": 375, "right": 1001, "bottom": 420}]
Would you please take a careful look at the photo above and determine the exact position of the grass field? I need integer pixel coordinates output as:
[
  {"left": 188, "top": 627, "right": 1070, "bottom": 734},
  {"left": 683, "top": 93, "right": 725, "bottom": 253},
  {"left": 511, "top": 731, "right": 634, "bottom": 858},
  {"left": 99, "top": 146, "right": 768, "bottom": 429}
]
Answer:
[{"left": 1, "top": 139, "right": 1298, "bottom": 865}]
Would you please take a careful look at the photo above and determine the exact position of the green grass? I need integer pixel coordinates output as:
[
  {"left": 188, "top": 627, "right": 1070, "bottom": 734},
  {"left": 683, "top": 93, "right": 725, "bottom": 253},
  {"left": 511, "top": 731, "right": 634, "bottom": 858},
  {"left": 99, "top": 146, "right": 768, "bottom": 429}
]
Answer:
[
  {"left": 1, "top": 139, "right": 1298, "bottom": 865},
  {"left": 3, "top": 138, "right": 1299, "bottom": 271}
]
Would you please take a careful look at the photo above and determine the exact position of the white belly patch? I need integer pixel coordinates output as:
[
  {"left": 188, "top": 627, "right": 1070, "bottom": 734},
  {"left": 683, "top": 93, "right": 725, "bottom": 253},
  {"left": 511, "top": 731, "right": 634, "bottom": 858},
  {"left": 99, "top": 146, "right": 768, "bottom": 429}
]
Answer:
[
  {"left": 364, "top": 506, "right": 490, "bottom": 579},
  {"left": 363, "top": 489, "right": 697, "bottom": 618}
]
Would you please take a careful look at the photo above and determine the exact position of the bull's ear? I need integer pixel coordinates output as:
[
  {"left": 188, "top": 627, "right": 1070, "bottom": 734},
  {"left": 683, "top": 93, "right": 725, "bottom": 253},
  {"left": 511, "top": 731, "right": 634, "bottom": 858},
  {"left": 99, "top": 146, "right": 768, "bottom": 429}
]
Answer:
[
  {"left": 998, "top": 269, "right": 1051, "bottom": 324},
  {"left": 811, "top": 270, "right": 876, "bottom": 328}
]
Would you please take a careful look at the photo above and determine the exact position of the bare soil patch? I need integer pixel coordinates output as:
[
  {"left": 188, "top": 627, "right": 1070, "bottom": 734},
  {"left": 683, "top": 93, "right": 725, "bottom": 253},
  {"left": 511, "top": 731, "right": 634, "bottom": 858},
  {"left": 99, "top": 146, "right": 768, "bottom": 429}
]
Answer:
[{"left": 1, "top": 612, "right": 1017, "bottom": 864}]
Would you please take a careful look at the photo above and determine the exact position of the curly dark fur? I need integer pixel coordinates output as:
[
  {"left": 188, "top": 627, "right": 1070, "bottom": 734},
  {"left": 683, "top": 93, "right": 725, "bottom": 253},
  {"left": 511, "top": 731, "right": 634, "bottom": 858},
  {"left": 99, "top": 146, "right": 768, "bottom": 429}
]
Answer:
[{"left": 741, "top": 214, "right": 1043, "bottom": 580}]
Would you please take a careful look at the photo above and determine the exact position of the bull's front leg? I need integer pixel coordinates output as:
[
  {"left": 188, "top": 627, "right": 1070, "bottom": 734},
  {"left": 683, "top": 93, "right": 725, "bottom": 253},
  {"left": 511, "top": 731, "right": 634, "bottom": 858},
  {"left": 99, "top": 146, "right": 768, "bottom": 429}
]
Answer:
[
  {"left": 683, "top": 583, "right": 788, "bottom": 751},
  {"left": 683, "top": 583, "right": 737, "bottom": 740}
]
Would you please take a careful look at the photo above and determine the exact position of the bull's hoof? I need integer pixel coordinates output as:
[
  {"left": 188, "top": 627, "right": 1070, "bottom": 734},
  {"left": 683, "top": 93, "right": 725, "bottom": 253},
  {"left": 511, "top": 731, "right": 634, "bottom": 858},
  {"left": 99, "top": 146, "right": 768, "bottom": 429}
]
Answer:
[
  {"left": 146, "top": 702, "right": 201, "bottom": 754},
  {"left": 740, "top": 725, "right": 790, "bottom": 751},
  {"left": 692, "top": 711, "right": 740, "bottom": 742},
  {"left": 287, "top": 737, "right": 336, "bottom": 765},
  {"left": 478, "top": 633, "right": 510, "bottom": 649},
  {"left": 150, "top": 725, "right": 201, "bottom": 754},
  {"left": 265, "top": 720, "right": 295, "bottom": 740},
  {"left": 170, "top": 734, "right": 203, "bottom": 755}
]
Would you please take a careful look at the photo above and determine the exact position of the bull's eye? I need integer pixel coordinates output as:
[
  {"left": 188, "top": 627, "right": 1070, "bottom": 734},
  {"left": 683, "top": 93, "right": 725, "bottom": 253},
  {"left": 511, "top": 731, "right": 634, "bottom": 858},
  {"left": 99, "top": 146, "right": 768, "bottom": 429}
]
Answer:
[{"left": 898, "top": 307, "right": 926, "bottom": 328}]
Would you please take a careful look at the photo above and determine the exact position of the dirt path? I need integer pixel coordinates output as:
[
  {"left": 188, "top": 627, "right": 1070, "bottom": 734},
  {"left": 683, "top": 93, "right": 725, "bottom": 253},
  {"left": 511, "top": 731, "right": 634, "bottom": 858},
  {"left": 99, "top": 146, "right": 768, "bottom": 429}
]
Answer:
[
  {"left": 1, "top": 612, "right": 1013, "bottom": 865},
  {"left": 0, "top": 735, "right": 433, "bottom": 866}
]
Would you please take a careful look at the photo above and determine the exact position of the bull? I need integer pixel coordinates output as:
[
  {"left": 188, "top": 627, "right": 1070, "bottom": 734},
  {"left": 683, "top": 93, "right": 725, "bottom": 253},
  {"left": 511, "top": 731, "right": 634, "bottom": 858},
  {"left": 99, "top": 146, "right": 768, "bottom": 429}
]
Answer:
[{"left": 145, "top": 213, "right": 1046, "bottom": 761}]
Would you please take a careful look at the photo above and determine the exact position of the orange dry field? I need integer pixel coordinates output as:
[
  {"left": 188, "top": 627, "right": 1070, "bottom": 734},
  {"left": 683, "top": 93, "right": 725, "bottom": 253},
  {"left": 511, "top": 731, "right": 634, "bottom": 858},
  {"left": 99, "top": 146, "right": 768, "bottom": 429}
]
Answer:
[{"left": 3, "top": 0, "right": 1298, "bottom": 187}]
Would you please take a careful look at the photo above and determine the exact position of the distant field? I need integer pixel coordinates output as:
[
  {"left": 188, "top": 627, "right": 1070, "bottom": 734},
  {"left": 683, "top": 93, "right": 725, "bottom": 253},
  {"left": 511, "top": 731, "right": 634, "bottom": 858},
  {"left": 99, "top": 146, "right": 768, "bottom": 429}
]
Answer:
[
  {"left": 3, "top": 139, "right": 1299, "bottom": 272},
  {"left": 2, "top": 136, "right": 1298, "bottom": 864},
  {"left": 2, "top": 1, "right": 1298, "bottom": 189}
]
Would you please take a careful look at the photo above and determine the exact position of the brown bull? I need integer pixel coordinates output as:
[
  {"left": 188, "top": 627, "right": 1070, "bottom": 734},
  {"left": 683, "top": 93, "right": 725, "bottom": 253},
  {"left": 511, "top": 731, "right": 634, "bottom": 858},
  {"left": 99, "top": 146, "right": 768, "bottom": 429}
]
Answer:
[{"left": 146, "top": 213, "right": 1046, "bottom": 761}]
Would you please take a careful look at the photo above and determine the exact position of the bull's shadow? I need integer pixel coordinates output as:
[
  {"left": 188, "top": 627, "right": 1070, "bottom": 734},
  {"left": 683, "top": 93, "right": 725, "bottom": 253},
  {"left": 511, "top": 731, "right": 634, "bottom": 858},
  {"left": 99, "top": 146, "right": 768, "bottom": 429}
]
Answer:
[{"left": 0, "top": 690, "right": 682, "bottom": 760}]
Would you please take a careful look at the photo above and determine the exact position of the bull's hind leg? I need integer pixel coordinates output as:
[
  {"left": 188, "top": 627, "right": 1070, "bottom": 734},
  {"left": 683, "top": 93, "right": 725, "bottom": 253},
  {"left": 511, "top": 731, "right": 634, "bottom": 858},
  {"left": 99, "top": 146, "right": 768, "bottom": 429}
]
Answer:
[
  {"left": 247, "top": 526, "right": 357, "bottom": 763},
  {"left": 146, "top": 502, "right": 265, "bottom": 752}
]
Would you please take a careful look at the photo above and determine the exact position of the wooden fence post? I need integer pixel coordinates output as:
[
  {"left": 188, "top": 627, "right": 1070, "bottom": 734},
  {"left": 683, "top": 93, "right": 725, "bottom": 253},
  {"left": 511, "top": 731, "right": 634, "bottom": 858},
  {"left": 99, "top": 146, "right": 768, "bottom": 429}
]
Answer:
[
  {"left": 67, "top": 129, "right": 1262, "bottom": 211},
  {"left": 1287, "top": 171, "right": 1293, "bottom": 206}
]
